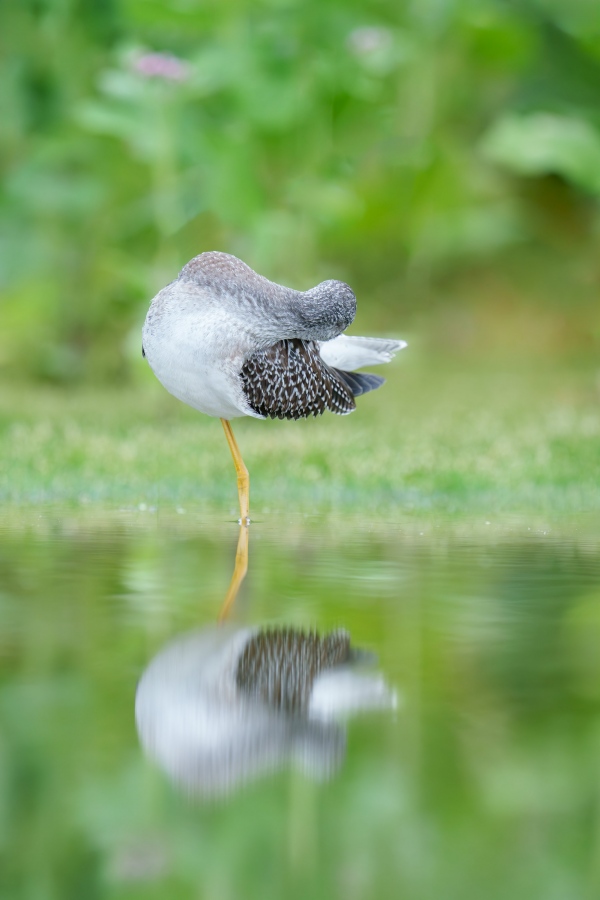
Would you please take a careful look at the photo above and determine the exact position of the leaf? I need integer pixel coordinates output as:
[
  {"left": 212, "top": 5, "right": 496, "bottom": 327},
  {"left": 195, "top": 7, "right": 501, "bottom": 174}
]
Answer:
[{"left": 480, "top": 112, "right": 600, "bottom": 194}]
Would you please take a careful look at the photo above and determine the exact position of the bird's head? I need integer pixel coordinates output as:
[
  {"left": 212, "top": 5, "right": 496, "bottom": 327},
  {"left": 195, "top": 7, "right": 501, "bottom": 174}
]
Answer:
[{"left": 297, "top": 280, "right": 357, "bottom": 341}]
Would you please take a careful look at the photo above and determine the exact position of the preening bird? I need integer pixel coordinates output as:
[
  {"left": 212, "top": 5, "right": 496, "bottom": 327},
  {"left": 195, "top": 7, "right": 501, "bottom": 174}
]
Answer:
[
  {"left": 135, "top": 624, "right": 397, "bottom": 797},
  {"left": 142, "top": 251, "right": 406, "bottom": 521}
]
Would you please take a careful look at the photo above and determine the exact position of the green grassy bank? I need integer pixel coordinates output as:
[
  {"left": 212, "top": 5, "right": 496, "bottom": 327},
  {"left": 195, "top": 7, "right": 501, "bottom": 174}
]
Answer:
[{"left": 2, "top": 356, "right": 599, "bottom": 519}]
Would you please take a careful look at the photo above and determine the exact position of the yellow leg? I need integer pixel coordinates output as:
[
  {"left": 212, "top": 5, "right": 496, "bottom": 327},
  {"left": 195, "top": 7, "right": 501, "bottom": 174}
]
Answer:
[
  {"left": 218, "top": 524, "right": 249, "bottom": 622},
  {"left": 221, "top": 418, "right": 250, "bottom": 524}
]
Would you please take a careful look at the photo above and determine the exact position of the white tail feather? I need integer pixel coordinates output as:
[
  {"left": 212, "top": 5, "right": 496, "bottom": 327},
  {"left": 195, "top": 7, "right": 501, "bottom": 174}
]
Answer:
[{"left": 319, "top": 334, "right": 407, "bottom": 371}]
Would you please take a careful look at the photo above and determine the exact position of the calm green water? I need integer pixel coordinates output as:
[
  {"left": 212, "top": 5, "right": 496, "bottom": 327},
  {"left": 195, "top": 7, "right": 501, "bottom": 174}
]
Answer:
[{"left": 1, "top": 508, "right": 600, "bottom": 899}]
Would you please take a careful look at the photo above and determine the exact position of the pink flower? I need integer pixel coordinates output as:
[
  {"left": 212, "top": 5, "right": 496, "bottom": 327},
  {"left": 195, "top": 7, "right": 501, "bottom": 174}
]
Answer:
[{"left": 133, "top": 52, "right": 190, "bottom": 82}]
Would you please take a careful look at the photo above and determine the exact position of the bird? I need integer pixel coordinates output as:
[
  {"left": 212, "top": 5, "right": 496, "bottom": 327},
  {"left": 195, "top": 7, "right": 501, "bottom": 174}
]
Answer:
[
  {"left": 135, "top": 623, "right": 397, "bottom": 797},
  {"left": 142, "top": 251, "right": 406, "bottom": 522}
]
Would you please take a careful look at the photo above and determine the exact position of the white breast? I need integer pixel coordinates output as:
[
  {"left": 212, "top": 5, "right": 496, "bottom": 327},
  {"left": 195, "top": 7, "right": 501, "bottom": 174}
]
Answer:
[{"left": 142, "top": 288, "right": 260, "bottom": 420}]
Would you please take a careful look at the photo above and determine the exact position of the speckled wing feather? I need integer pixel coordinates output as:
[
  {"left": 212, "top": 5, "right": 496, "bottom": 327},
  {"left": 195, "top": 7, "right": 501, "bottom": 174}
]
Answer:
[
  {"left": 240, "top": 339, "right": 357, "bottom": 419},
  {"left": 236, "top": 628, "right": 352, "bottom": 713}
]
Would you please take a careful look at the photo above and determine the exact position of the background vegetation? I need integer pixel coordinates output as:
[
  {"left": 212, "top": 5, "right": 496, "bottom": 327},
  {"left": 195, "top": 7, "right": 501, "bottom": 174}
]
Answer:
[{"left": 2, "top": 0, "right": 600, "bottom": 383}]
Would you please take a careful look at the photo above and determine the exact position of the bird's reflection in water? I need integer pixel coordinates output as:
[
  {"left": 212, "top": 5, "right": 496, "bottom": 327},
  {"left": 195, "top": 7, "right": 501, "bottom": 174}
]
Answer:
[{"left": 135, "top": 526, "right": 397, "bottom": 799}]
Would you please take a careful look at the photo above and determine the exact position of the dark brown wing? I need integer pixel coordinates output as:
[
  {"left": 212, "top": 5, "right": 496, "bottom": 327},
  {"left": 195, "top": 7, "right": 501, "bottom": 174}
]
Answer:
[
  {"left": 236, "top": 628, "right": 351, "bottom": 713},
  {"left": 240, "top": 339, "right": 356, "bottom": 419}
]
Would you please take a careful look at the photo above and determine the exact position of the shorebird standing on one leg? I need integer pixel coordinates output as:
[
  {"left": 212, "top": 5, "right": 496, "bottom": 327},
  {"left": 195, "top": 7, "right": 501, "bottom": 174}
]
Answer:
[{"left": 142, "top": 251, "right": 406, "bottom": 523}]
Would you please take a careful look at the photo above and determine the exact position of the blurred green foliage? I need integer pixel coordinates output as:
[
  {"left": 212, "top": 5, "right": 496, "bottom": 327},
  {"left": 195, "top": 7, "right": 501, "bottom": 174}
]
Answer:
[{"left": 2, "top": 0, "right": 600, "bottom": 381}]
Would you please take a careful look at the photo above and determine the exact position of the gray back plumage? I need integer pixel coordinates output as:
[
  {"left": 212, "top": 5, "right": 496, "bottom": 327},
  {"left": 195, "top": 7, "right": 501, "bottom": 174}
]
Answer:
[{"left": 178, "top": 251, "right": 357, "bottom": 343}]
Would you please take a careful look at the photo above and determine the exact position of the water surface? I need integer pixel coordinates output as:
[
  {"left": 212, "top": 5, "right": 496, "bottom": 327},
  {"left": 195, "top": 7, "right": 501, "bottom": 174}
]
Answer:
[{"left": 1, "top": 507, "right": 600, "bottom": 899}]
